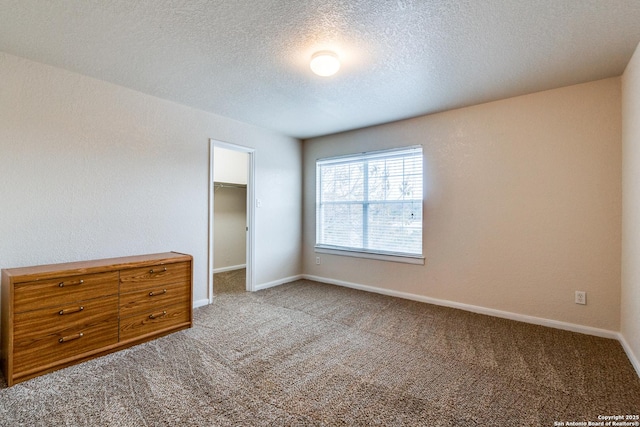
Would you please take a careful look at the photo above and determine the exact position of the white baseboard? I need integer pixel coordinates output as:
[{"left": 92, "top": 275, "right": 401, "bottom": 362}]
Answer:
[
  {"left": 302, "top": 274, "right": 619, "bottom": 340},
  {"left": 618, "top": 333, "right": 640, "bottom": 378},
  {"left": 255, "top": 274, "right": 303, "bottom": 291},
  {"left": 213, "top": 264, "right": 246, "bottom": 274},
  {"left": 193, "top": 298, "right": 209, "bottom": 309}
]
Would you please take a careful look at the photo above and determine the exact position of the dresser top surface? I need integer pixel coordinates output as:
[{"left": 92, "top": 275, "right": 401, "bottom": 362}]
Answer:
[{"left": 2, "top": 252, "right": 192, "bottom": 283}]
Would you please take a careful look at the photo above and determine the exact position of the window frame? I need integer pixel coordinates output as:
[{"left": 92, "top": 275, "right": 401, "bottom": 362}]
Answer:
[{"left": 315, "top": 145, "right": 425, "bottom": 265}]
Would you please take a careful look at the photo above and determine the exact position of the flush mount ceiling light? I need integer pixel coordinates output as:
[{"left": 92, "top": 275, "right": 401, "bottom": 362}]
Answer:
[{"left": 310, "top": 51, "right": 340, "bottom": 77}]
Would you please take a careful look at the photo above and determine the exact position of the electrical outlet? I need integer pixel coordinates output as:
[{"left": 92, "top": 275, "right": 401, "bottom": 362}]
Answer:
[
  {"left": 575, "top": 291, "right": 586, "bottom": 305},
  {"left": 315, "top": 256, "right": 321, "bottom": 265}
]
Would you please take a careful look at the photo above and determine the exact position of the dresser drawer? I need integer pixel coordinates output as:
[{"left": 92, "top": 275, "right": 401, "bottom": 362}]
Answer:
[
  {"left": 120, "top": 262, "right": 190, "bottom": 293},
  {"left": 14, "top": 295, "right": 118, "bottom": 341},
  {"left": 14, "top": 272, "right": 119, "bottom": 313},
  {"left": 120, "top": 281, "right": 190, "bottom": 318},
  {"left": 13, "top": 317, "right": 119, "bottom": 374},
  {"left": 119, "top": 302, "right": 190, "bottom": 342}
]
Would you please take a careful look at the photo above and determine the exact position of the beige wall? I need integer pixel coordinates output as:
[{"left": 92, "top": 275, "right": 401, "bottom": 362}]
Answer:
[
  {"left": 213, "top": 146, "right": 248, "bottom": 271},
  {"left": 214, "top": 186, "right": 247, "bottom": 270},
  {"left": 0, "top": 52, "right": 302, "bottom": 307},
  {"left": 213, "top": 146, "right": 248, "bottom": 185},
  {"left": 622, "top": 42, "right": 640, "bottom": 371},
  {"left": 303, "top": 78, "right": 622, "bottom": 331}
]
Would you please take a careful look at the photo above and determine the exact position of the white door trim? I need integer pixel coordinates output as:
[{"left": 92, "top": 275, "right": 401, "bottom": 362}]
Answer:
[{"left": 208, "top": 139, "right": 256, "bottom": 303}]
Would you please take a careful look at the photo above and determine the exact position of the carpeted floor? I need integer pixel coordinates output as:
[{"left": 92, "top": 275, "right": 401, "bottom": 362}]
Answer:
[
  {"left": 0, "top": 279, "right": 639, "bottom": 426},
  {"left": 214, "top": 268, "right": 246, "bottom": 294}
]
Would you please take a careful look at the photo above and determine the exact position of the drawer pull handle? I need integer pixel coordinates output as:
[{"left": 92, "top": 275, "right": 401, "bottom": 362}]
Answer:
[
  {"left": 149, "top": 289, "right": 167, "bottom": 297},
  {"left": 149, "top": 267, "right": 167, "bottom": 274},
  {"left": 149, "top": 310, "right": 167, "bottom": 319},
  {"left": 58, "top": 332, "right": 84, "bottom": 343},
  {"left": 58, "top": 279, "right": 84, "bottom": 288},
  {"left": 59, "top": 306, "right": 84, "bottom": 315}
]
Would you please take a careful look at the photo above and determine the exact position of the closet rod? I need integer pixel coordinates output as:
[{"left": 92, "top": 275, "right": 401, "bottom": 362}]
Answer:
[{"left": 214, "top": 182, "right": 247, "bottom": 192}]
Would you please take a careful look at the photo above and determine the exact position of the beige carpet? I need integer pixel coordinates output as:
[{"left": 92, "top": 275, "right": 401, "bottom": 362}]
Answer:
[
  {"left": 214, "top": 268, "right": 246, "bottom": 295},
  {"left": 0, "top": 279, "right": 639, "bottom": 426}
]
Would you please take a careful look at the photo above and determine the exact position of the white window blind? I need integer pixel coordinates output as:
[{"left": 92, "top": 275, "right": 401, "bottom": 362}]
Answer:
[{"left": 316, "top": 146, "right": 423, "bottom": 258}]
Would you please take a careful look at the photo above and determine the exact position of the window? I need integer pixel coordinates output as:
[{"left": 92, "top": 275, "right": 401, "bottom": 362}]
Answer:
[{"left": 316, "top": 146, "right": 423, "bottom": 263}]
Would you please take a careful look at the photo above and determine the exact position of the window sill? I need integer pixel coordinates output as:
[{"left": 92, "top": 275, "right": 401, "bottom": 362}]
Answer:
[{"left": 314, "top": 247, "right": 425, "bottom": 265}]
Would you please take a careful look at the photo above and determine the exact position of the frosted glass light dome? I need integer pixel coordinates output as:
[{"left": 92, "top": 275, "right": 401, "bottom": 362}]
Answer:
[{"left": 310, "top": 51, "right": 340, "bottom": 77}]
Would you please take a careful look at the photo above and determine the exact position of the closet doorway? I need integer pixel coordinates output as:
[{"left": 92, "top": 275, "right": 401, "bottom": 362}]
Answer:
[{"left": 208, "top": 140, "right": 255, "bottom": 302}]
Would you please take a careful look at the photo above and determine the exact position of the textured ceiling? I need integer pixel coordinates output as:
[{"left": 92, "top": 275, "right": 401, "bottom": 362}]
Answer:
[{"left": 1, "top": 0, "right": 640, "bottom": 139}]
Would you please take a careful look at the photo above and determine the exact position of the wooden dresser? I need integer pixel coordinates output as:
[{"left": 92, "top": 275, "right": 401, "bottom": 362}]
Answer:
[{"left": 1, "top": 252, "right": 192, "bottom": 386}]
